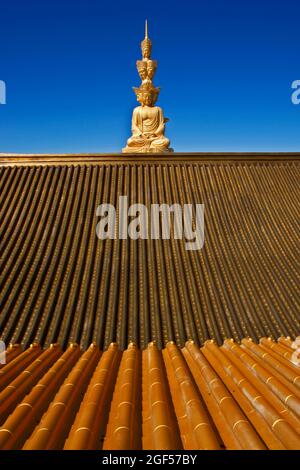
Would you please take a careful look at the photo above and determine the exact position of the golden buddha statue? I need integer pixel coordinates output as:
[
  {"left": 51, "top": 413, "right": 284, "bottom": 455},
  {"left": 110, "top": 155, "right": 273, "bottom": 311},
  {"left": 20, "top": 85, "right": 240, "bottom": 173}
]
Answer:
[{"left": 122, "top": 21, "right": 172, "bottom": 153}]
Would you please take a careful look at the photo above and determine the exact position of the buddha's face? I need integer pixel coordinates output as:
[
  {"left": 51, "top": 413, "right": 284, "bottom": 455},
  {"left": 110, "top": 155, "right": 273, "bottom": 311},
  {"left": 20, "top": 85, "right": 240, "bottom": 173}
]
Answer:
[
  {"left": 138, "top": 91, "right": 153, "bottom": 107},
  {"left": 144, "top": 92, "right": 152, "bottom": 106},
  {"left": 141, "top": 38, "right": 152, "bottom": 60},
  {"left": 143, "top": 45, "right": 151, "bottom": 59},
  {"left": 142, "top": 42, "right": 151, "bottom": 59},
  {"left": 147, "top": 64, "right": 155, "bottom": 79},
  {"left": 139, "top": 68, "right": 147, "bottom": 81}
]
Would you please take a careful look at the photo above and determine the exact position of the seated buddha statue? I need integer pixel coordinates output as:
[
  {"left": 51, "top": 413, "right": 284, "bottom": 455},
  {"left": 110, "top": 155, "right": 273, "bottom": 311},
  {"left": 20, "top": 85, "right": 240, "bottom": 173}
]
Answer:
[
  {"left": 122, "top": 20, "right": 172, "bottom": 153},
  {"left": 122, "top": 83, "right": 172, "bottom": 153}
]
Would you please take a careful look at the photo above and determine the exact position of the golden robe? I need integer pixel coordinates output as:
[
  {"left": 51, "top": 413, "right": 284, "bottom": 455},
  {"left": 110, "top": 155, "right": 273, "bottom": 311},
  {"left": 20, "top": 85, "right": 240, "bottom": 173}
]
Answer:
[{"left": 123, "top": 105, "right": 171, "bottom": 153}]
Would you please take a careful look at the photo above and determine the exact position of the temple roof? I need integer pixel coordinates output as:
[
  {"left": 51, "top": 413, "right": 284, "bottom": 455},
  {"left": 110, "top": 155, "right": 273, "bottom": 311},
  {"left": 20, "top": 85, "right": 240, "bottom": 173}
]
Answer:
[{"left": 1, "top": 152, "right": 300, "bottom": 450}]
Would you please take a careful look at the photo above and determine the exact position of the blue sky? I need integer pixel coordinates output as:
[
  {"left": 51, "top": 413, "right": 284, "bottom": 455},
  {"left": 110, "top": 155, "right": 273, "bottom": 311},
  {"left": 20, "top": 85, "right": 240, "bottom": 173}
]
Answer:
[{"left": 0, "top": 0, "right": 299, "bottom": 153}]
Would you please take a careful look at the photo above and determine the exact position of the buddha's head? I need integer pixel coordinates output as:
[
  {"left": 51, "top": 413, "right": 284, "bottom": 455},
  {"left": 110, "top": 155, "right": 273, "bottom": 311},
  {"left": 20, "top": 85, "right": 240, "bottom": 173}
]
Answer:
[
  {"left": 141, "top": 37, "right": 152, "bottom": 60},
  {"left": 147, "top": 60, "right": 157, "bottom": 80},
  {"left": 134, "top": 83, "right": 159, "bottom": 107},
  {"left": 136, "top": 61, "right": 148, "bottom": 81}
]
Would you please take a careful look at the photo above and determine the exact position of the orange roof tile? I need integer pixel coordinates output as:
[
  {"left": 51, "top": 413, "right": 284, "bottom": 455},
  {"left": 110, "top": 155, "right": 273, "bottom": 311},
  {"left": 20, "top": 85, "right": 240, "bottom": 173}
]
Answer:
[{"left": 0, "top": 338, "right": 299, "bottom": 450}]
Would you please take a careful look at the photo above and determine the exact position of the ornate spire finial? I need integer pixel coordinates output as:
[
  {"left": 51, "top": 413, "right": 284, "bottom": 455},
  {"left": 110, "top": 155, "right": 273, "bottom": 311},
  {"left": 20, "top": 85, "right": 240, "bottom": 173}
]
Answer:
[
  {"left": 141, "top": 20, "right": 152, "bottom": 60},
  {"left": 145, "top": 19, "right": 148, "bottom": 39}
]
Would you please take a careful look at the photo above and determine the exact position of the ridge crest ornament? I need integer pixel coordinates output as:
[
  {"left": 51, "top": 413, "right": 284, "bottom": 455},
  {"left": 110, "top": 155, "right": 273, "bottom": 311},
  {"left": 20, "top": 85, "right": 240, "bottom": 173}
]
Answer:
[{"left": 122, "top": 20, "right": 173, "bottom": 153}]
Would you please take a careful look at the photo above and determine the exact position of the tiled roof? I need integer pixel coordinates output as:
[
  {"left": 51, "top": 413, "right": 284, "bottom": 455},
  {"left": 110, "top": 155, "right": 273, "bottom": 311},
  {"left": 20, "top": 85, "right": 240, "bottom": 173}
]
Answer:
[
  {"left": 0, "top": 337, "right": 299, "bottom": 450},
  {"left": 1, "top": 154, "right": 300, "bottom": 350},
  {"left": 1, "top": 154, "right": 299, "bottom": 450}
]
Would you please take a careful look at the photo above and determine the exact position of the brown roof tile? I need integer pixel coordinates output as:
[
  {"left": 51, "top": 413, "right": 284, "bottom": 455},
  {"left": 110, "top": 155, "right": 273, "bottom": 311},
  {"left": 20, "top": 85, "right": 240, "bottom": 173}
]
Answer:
[
  {"left": 24, "top": 344, "right": 100, "bottom": 450},
  {"left": 142, "top": 342, "right": 182, "bottom": 450},
  {"left": 0, "top": 344, "right": 22, "bottom": 367},
  {"left": 0, "top": 344, "right": 79, "bottom": 449},
  {"left": 64, "top": 343, "right": 120, "bottom": 449},
  {"left": 184, "top": 340, "right": 267, "bottom": 449},
  {"left": 103, "top": 343, "right": 141, "bottom": 450},
  {"left": 1, "top": 155, "right": 299, "bottom": 350},
  {"left": 0, "top": 344, "right": 41, "bottom": 392}
]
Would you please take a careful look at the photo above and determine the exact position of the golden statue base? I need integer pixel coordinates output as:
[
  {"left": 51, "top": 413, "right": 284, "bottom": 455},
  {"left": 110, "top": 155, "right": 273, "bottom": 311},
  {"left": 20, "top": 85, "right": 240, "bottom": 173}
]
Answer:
[
  {"left": 122, "top": 145, "right": 174, "bottom": 154},
  {"left": 122, "top": 149, "right": 174, "bottom": 154}
]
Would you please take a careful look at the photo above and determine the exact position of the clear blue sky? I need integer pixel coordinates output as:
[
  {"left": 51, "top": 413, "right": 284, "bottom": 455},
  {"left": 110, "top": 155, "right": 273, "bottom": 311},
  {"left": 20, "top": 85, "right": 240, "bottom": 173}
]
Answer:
[{"left": 0, "top": 0, "right": 299, "bottom": 153}]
